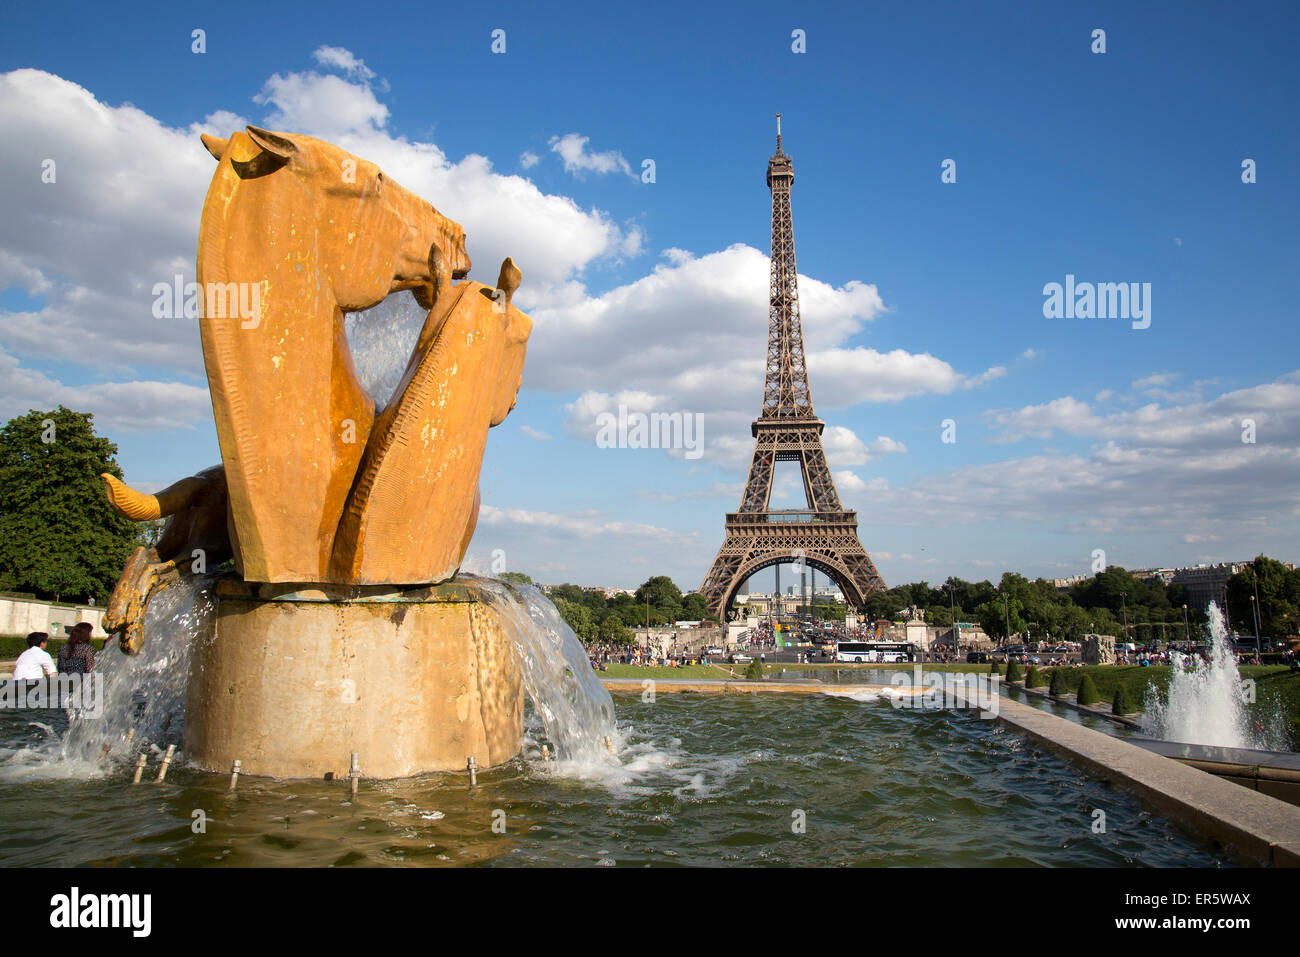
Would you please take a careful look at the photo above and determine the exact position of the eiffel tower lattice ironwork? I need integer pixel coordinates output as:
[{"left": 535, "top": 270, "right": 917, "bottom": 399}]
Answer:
[{"left": 699, "top": 118, "right": 886, "bottom": 620}]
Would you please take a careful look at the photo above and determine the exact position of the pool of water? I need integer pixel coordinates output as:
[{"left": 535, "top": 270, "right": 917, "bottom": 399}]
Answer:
[{"left": 0, "top": 691, "right": 1229, "bottom": 867}]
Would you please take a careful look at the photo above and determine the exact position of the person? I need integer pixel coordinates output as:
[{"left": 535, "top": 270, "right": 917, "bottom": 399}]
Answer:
[
  {"left": 13, "top": 632, "right": 56, "bottom": 680},
  {"left": 58, "top": 622, "right": 96, "bottom": 674}
]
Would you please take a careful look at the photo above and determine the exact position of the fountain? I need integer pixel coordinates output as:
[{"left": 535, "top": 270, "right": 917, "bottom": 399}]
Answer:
[
  {"left": 88, "top": 126, "right": 611, "bottom": 779},
  {"left": 1143, "top": 602, "right": 1276, "bottom": 750}
]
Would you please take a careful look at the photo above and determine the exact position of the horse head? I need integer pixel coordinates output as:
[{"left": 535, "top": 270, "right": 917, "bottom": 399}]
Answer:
[{"left": 201, "top": 126, "right": 470, "bottom": 312}]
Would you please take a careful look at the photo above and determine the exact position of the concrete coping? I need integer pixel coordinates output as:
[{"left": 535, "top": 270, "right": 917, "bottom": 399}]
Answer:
[{"left": 955, "top": 687, "right": 1300, "bottom": 867}]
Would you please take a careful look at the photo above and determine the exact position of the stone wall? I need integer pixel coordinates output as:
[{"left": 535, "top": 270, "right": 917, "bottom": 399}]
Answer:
[{"left": 0, "top": 596, "right": 106, "bottom": 639}]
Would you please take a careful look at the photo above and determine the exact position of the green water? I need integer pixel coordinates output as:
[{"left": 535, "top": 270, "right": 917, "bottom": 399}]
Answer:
[{"left": 0, "top": 692, "right": 1229, "bottom": 867}]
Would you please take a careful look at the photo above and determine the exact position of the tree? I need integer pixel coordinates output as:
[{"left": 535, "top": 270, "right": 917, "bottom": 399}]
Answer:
[
  {"left": 1226, "top": 556, "right": 1300, "bottom": 638},
  {"left": 974, "top": 597, "right": 1024, "bottom": 641},
  {"left": 635, "top": 575, "right": 683, "bottom": 621},
  {"left": 553, "top": 598, "right": 596, "bottom": 642},
  {"left": 1077, "top": 674, "right": 1101, "bottom": 706},
  {"left": 0, "top": 407, "right": 140, "bottom": 603},
  {"left": 681, "top": 592, "right": 708, "bottom": 620},
  {"left": 500, "top": 571, "right": 533, "bottom": 586},
  {"left": 598, "top": 612, "right": 630, "bottom": 645},
  {"left": 548, "top": 583, "right": 586, "bottom": 604}
]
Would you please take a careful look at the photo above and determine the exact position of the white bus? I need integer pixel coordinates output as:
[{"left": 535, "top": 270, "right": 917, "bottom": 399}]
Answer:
[{"left": 835, "top": 641, "right": 916, "bottom": 663}]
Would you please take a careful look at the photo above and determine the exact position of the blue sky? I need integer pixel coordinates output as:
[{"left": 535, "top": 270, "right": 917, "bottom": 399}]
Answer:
[{"left": 2, "top": 1, "right": 1298, "bottom": 593}]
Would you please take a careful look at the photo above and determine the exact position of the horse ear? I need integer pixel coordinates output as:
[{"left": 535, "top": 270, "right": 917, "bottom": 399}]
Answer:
[
  {"left": 245, "top": 126, "right": 297, "bottom": 160},
  {"left": 201, "top": 134, "right": 229, "bottom": 161}
]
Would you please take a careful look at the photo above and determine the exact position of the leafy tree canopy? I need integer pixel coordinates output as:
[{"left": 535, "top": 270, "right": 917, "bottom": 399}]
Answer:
[{"left": 0, "top": 407, "right": 140, "bottom": 604}]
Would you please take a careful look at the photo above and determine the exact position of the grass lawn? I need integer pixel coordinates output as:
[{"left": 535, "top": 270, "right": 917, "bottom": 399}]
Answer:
[{"left": 0, "top": 635, "right": 109, "bottom": 659}]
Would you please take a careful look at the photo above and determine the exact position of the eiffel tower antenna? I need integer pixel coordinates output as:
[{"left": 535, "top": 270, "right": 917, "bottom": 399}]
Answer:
[{"left": 699, "top": 122, "right": 886, "bottom": 622}]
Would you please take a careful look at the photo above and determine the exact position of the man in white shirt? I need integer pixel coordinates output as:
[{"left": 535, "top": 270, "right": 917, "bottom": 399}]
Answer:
[{"left": 12, "top": 632, "right": 57, "bottom": 680}]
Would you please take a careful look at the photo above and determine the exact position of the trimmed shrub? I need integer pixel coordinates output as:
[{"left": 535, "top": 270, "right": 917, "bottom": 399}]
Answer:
[
  {"left": 1024, "top": 665, "right": 1043, "bottom": 689},
  {"left": 1005, "top": 659, "right": 1024, "bottom": 683},
  {"left": 1049, "top": 668, "right": 1068, "bottom": 697},
  {"left": 744, "top": 659, "right": 764, "bottom": 681},
  {"left": 989, "top": 661, "right": 1001, "bottom": 677},
  {"left": 1112, "top": 684, "right": 1138, "bottom": 716},
  {"left": 1077, "top": 673, "right": 1101, "bottom": 706}
]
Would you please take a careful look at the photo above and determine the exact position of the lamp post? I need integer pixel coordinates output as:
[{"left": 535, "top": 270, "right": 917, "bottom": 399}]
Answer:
[
  {"left": 946, "top": 582, "right": 959, "bottom": 658},
  {"left": 1003, "top": 593, "right": 1011, "bottom": 646},
  {"left": 1120, "top": 591, "right": 1128, "bottom": 649},
  {"left": 1250, "top": 594, "right": 1260, "bottom": 661},
  {"left": 1251, "top": 567, "right": 1263, "bottom": 658}
]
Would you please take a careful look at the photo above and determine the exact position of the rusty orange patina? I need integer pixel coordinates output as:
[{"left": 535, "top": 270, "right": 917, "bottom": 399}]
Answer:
[{"left": 100, "top": 127, "right": 532, "bottom": 651}]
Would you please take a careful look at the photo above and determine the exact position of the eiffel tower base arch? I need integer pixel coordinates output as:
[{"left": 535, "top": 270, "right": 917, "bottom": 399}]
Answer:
[{"left": 699, "top": 514, "right": 886, "bottom": 621}]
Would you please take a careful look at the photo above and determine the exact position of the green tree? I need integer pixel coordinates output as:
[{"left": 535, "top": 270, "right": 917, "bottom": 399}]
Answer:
[
  {"left": 0, "top": 407, "right": 139, "bottom": 603},
  {"left": 1077, "top": 674, "right": 1101, "bottom": 706},
  {"left": 548, "top": 583, "right": 586, "bottom": 604},
  {"left": 554, "top": 598, "right": 596, "bottom": 642},
  {"left": 975, "top": 597, "right": 1024, "bottom": 641},
  {"left": 1226, "top": 556, "right": 1300, "bottom": 638},
  {"left": 680, "top": 592, "right": 708, "bottom": 620},
  {"left": 598, "top": 612, "right": 631, "bottom": 645},
  {"left": 500, "top": 571, "right": 533, "bottom": 586},
  {"left": 635, "top": 575, "right": 683, "bottom": 621}
]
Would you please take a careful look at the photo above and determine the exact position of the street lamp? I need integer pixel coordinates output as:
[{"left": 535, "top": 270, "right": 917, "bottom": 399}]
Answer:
[
  {"left": 1251, "top": 567, "right": 1263, "bottom": 658},
  {"left": 1182, "top": 603, "right": 1189, "bottom": 651},
  {"left": 1250, "top": 594, "right": 1261, "bottom": 660},
  {"left": 1003, "top": 593, "right": 1011, "bottom": 646},
  {"left": 1120, "top": 591, "right": 1128, "bottom": 649},
  {"left": 946, "top": 582, "right": 959, "bottom": 658}
]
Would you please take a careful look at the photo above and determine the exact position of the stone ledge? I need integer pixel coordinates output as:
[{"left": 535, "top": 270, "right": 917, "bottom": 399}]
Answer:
[
  {"left": 959, "top": 688, "right": 1300, "bottom": 867},
  {"left": 211, "top": 575, "right": 495, "bottom": 605}
]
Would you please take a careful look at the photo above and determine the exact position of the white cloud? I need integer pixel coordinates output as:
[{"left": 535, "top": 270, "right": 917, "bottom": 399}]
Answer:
[
  {"left": 0, "top": 345, "right": 210, "bottom": 433},
  {"left": 478, "top": 504, "right": 698, "bottom": 546},
  {"left": 1133, "top": 371, "right": 1178, "bottom": 391},
  {"left": 823, "top": 426, "right": 907, "bottom": 466},
  {"left": 990, "top": 375, "right": 1300, "bottom": 451},
  {"left": 548, "top": 133, "right": 632, "bottom": 177},
  {"left": 0, "top": 61, "right": 643, "bottom": 390},
  {"left": 519, "top": 150, "right": 540, "bottom": 169},
  {"left": 520, "top": 425, "right": 552, "bottom": 440},
  {"left": 833, "top": 470, "right": 868, "bottom": 493},
  {"left": 311, "top": 45, "right": 376, "bottom": 81}
]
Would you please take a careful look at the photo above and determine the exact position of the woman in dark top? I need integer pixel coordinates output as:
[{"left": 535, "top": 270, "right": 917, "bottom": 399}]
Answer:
[{"left": 57, "top": 622, "right": 96, "bottom": 674}]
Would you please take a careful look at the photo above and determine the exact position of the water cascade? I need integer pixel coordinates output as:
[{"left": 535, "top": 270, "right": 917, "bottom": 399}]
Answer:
[{"left": 1143, "top": 601, "right": 1277, "bottom": 750}]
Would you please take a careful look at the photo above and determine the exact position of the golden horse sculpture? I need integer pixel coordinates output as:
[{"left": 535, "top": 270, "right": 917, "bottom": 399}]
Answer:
[{"left": 102, "top": 127, "right": 532, "bottom": 653}]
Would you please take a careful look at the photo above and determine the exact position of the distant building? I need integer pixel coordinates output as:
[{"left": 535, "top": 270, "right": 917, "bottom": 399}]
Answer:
[
  {"left": 1132, "top": 567, "right": 1176, "bottom": 585},
  {"left": 1052, "top": 575, "right": 1087, "bottom": 591},
  {"left": 1171, "top": 562, "right": 1250, "bottom": 612}
]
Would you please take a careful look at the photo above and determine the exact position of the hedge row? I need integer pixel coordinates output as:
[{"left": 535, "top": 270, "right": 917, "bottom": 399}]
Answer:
[{"left": 0, "top": 636, "right": 110, "bottom": 659}]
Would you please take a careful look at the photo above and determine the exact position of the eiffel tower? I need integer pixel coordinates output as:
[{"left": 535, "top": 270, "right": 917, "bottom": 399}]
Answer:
[{"left": 699, "top": 117, "right": 886, "bottom": 620}]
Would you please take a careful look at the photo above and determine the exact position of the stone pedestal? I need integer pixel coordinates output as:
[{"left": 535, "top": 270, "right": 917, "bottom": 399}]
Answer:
[{"left": 183, "top": 579, "right": 523, "bottom": 779}]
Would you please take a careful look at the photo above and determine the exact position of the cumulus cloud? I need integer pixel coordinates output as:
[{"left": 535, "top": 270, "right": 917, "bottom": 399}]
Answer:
[
  {"left": 0, "top": 345, "right": 210, "bottom": 432},
  {"left": 548, "top": 133, "right": 632, "bottom": 177},
  {"left": 311, "top": 45, "right": 377, "bottom": 81},
  {"left": 989, "top": 375, "right": 1300, "bottom": 451},
  {"left": 823, "top": 426, "right": 907, "bottom": 466},
  {"left": 0, "top": 61, "right": 643, "bottom": 393}
]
